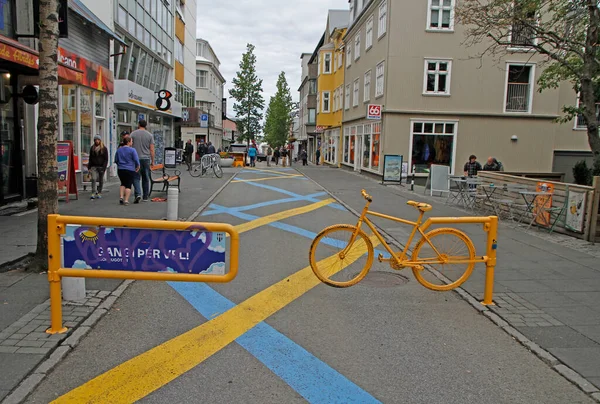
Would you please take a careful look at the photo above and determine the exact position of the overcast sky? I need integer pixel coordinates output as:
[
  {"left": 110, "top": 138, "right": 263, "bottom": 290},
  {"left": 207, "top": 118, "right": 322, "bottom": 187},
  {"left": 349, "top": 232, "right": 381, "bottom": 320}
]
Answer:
[{"left": 196, "top": 0, "right": 349, "bottom": 116}]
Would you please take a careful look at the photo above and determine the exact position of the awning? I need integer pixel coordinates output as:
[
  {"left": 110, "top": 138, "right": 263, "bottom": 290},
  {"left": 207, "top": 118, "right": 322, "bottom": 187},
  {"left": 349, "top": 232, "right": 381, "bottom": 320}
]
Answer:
[{"left": 69, "top": 0, "right": 126, "bottom": 45}]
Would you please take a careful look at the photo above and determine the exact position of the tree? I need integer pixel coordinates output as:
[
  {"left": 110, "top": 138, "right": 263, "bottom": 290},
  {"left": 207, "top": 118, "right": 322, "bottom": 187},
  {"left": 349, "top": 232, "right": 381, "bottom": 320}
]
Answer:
[
  {"left": 31, "top": 0, "right": 60, "bottom": 271},
  {"left": 263, "top": 72, "right": 294, "bottom": 148},
  {"left": 229, "top": 44, "right": 265, "bottom": 145},
  {"left": 455, "top": 0, "right": 600, "bottom": 165}
]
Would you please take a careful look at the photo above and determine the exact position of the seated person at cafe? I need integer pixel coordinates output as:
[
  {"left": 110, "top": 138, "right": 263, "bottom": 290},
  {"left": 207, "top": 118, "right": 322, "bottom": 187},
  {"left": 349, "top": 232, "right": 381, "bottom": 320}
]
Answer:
[{"left": 463, "top": 155, "right": 482, "bottom": 177}]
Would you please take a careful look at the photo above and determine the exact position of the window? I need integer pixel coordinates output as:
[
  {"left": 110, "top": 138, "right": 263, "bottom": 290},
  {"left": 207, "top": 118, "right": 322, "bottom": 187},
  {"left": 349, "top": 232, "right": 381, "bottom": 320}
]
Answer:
[
  {"left": 353, "top": 79, "right": 359, "bottom": 107},
  {"left": 510, "top": 4, "right": 536, "bottom": 47},
  {"left": 333, "top": 88, "right": 338, "bottom": 111},
  {"left": 324, "top": 53, "right": 332, "bottom": 74},
  {"left": 118, "top": 6, "right": 127, "bottom": 26},
  {"left": 575, "top": 98, "right": 600, "bottom": 128},
  {"left": 309, "top": 79, "right": 317, "bottom": 95},
  {"left": 346, "top": 47, "right": 352, "bottom": 68},
  {"left": 427, "top": 0, "right": 454, "bottom": 30},
  {"left": 364, "top": 70, "right": 371, "bottom": 102},
  {"left": 175, "top": 40, "right": 184, "bottom": 63},
  {"left": 136, "top": 22, "right": 144, "bottom": 41},
  {"left": 505, "top": 64, "right": 534, "bottom": 113},
  {"left": 135, "top": 51, "right": 147, "bottom": 85},
  {"left": 424, "top": 60, "right": 451, "bottom": 95},
  {"left": 128, "top": 14, "right": 135, "bottom": 35},
  {"left": 354, "top": 33, "right": 361, "bottom": 60},
  {"left": 345, "top": 84, "right": 351, "bottom": 110},
  {"left": 376, "top": 61, "right": 385, "bottom": 97},
  {"left": 197, "top": 42, "right": 205, "bottom": 57},
  {"left": 196, "top": 70, "right": 207, "bottom": 88},
  {"left": 322, "top": 91, "right": 331, "bottom": 113},
  {"left": 378, "top": 0, "right": 387, "bottom": 38},
  {"left": 410, "top": 121, "right": 457, "bottom": 174},
  {"left": 308, "top": 108, "right": 316, "bottom": 124},
  {"left": 337, "top": 52, "right": 343, "bottom": 69},
  {"left": 366, "top": 16, "right": 374, "bottom": 50}
]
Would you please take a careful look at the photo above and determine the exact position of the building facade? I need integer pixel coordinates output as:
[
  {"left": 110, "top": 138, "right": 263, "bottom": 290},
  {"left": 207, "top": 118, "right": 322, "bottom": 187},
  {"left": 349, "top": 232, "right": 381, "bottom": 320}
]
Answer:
[
  {"left": 338, "top": 0, "right": 591, "bottom": 179},
  {"left": 298, "top": 53, "right": 317, "bottom": 159},
  {"left": 0, "top": 0, "right": 121, "bottom": 205},
  {"left": 183, "top": 38, "right": 226, "bottom": 151}
]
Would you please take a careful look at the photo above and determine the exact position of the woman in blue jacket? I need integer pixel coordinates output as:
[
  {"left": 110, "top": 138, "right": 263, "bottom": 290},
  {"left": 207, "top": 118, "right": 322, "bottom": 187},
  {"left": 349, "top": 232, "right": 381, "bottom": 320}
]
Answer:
[{"left": 114, "top": 135, "right": 140, "bottom": 205}]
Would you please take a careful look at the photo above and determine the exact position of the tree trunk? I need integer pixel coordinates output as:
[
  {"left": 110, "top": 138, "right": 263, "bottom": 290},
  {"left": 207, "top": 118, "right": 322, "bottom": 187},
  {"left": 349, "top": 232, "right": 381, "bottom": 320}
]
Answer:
[
  {"left": 583, "top": 0, "right": 600, "bottom": 166},
  {"left": 30, "top": 0, "right": 60, "bottom": 272}
]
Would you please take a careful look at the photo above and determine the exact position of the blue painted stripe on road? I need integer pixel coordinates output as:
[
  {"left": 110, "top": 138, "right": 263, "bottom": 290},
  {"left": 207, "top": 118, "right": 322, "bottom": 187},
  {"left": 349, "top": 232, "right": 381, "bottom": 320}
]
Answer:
[
  {"left": 202, "top": 192, "right": 328, "bottom": 217},
  {"left": 169, "top": 281, "right": 381, "bottom": 404},
  {"left": 239, "top": 170, "right": 288, "bottom": 177},
  {"left": 239, "top": 181, "right": 346, "bottom": 211}
]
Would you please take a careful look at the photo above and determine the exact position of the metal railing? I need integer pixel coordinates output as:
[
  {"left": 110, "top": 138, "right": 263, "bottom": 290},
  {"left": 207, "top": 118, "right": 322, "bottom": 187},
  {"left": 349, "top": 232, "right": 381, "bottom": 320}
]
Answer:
[
  {"left": 506, "top": 82, "right": 530, "bottom": 112},
  {"left": 511, "top": 24, "right": 535, "bottom": 47}
]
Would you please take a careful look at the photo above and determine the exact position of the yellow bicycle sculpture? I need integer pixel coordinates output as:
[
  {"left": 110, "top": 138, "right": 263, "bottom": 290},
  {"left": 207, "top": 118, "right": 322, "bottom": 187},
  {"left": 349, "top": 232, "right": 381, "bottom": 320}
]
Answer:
[{"left": 310, "top": 189, "right": 487, "bottom": 290}]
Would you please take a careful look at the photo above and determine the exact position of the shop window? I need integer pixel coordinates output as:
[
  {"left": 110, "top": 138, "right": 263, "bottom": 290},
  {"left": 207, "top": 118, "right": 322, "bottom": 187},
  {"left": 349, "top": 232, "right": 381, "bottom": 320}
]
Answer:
[
  {"left": 410, "top": 120, "right": 456, "bottom": 174},
  {"left": 362, "top": 124, "right": 371, "bottom": 169},
  {"left": 61, "top": 86, "right": 78, "bottom": 169},
  {"left": 371, "top": 122, "right": 381, "bottom": 171},
  {"left": 95, "top": 93, "right": 105, "bottom": 117},
  {"left": 343, "top": 127, "right": 350, "bottom": 163},
  {"left": 80, "top": 88, "right": 93, "bottom": 169}
]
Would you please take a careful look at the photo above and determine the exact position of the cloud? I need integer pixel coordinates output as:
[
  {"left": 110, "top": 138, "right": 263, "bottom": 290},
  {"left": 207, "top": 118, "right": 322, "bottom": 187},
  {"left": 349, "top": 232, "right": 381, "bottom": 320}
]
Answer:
[
  {"left": 72, "top": 260, "right": 91, "bottom": 269},
  {"left": 208, "top": 238, "right": 225, "bottom": 253},
  {"left": 198, "top": 232, "right": 207, "bottom": 243},
  {"left": 196, "top": 0, "right": 349, "bottom": 116},
  {"left": 104, "top": 228, "right": 113, "bottom": 234},
  {"left": 205, "top": 262, "right": 226, "bottom": 275},
  {"left": 159, "top": 267, "right": 177, "bottom": 273}
]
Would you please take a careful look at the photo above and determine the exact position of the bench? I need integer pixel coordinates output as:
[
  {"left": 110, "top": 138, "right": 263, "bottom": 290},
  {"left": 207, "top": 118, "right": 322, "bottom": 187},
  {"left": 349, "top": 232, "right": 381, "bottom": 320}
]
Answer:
[{"left": 149, "top": 164, "right": 181, "bottom": 197}]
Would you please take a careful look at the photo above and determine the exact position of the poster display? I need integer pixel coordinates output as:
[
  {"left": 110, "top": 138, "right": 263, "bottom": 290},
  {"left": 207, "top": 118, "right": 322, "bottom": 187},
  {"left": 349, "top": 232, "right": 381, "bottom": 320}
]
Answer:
[
  {"left": 565, "top": 191, "right": 586, "bottom": 233},
  {"left": 425, "top": 164, "right": 450, "bottom": 196},
  {"left": 62, "top": 225, "right": 227, "bottom": 275},
  {"left": 534, "top": 182, "right": 554, "bottom": 226},
  {"left": 81, "top": 154, "right": 91, "bottom": 184},
  {"left": 164, "top": 147, "right": 177, "bottom": 169},
  {"left": 57, "top": 141, "right": 78, "bottom": 202},
  {"left": 382, "top": 155, "right": 402, "bottom": 183}
]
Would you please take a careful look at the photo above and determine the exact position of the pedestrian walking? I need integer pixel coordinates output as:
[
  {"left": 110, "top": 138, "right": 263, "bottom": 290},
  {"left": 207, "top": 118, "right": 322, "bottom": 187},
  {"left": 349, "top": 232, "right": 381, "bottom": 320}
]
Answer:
[
  {"left": 463, "top": 154, "right": 482, "bottom": 177},
  {"left": 130, "top": 120, "right": 155, "bottom": 203},
  {"left": 114, "top": 135, "right": 140, "bottom": 206},
  {"left": 266, "top": 146, "right": 273, "bottom": 167},
  {"left": 87, "top": 135, "right": 108, "bottom": 200},
  {"left": 315, "top": 148, "right": 321, "bottom": 165},
  {"left": 248, "top": 144, "right": 257, "bottom": 167},
  {"left": 483, "top": 156, "right": 504, "bottom": 172},
  {"left": 207, "top": 141, "right": 216, "bottom": 154},
  {"left": 273, "top": 147, "right": 280, "bottom": 165},
  {"left": 301, "top": 149, "right": 308, "bottom": 166},
  {"left": 184, "top": 139, "right": 194, "bottom": 170}
]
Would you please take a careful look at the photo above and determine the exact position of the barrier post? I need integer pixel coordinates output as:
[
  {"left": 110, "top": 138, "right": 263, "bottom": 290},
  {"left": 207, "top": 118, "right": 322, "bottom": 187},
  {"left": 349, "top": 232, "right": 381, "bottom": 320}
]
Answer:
[
  {"left": 47, "top": 214, "right": 67, "bottom": 334},
  {"left": 482, "top": 216, "right": 498, "bottom": 305}
]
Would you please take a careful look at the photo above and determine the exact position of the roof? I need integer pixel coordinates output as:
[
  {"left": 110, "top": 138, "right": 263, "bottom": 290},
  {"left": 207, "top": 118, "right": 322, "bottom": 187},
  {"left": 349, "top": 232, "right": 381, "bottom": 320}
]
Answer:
[
  {"left": 69, "top": 0, "right": 125, "bottom": 45},
  {"left": 327, "top": 9, "right": 349, "bottom": 34}
]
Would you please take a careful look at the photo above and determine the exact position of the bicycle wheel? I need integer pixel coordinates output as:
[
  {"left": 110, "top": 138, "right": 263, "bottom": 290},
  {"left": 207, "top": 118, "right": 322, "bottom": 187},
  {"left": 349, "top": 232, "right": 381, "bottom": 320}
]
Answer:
[
  {"left": 189, "top": 164, "right": 202, "bottom": 178},
  {"left": 309, "top": 225, "right": 374, "bottom": 288},
  {"left": 213, "top": 163, "right": 223, "bottom": 178},
  {"left": 411, "top": 228, "right": 476, "bottom": 291}
]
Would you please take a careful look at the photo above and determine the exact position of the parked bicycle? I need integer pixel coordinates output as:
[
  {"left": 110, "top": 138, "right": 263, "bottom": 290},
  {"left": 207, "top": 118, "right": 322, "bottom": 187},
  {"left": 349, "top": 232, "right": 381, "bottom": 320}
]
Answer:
[
  {"left": 309, "top": 190, "right": 482, "bottom": 290},
  {"left": 190, "top": 153, "right": 223, "bottom": 178}
]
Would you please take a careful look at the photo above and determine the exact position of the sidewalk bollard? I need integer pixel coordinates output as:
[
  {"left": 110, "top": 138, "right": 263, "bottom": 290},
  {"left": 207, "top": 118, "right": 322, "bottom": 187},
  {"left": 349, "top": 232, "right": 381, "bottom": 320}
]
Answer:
[
  {"left": 62, "top": 277, "right": 86, "bottom": 302},
  {"left": 167, "top": 187, "right": 179, "bottom": 221},
  {"left": 410, "top": 165, "right": 416, "bottom": 191}
]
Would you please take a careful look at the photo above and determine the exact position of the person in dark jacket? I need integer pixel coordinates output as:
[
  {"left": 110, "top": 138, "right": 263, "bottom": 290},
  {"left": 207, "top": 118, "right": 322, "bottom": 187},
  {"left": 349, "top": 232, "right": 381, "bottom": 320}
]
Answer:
[
  {"left": 463, "top": 155, "right": 482, "bottom": 177},
  {"left": 273, "top": 147, "right": 280, "bottom": 165},
  {"left": 184, "top": 140, "right": 194, "bottom": 170},
  {"left": 301, "top": 149, "right": 308, "bottom": 166},
  {"left": 114, "top": 135, "right": 140, "bottom": 205},
  {"left": 88, "top": 135, "right": 109, "bottom": 199},
  {"left": 483, "top": 156, "right": 504, "bottom": 172}
]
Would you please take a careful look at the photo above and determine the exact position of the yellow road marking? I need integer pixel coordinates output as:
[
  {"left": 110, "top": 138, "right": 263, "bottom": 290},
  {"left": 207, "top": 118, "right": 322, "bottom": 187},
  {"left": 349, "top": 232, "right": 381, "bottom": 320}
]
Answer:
[
  {"left": 53, "top": 235, "right": 380, "bottom": 404},
  {"left": 244, "top": 167, "right": 295, "bottom": 176},
  {"left": 231, "top": 174, "right": 302, "bottom": 183}
]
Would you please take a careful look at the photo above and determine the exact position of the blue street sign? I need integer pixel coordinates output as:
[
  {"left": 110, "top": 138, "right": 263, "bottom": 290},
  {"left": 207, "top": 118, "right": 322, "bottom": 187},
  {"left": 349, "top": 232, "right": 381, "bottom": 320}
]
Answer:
[
  {"left": 62, "top": 225, "right": 227, "bottom": 275},
  {"left": 200, "top": 114, "right": 209, "bottom": 128}
]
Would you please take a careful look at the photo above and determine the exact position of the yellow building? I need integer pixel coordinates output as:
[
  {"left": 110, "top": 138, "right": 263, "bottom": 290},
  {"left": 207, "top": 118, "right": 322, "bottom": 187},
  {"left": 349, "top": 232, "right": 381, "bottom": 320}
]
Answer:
[{"left": 314, "top": 10, "right": 349, "bottom": 166}]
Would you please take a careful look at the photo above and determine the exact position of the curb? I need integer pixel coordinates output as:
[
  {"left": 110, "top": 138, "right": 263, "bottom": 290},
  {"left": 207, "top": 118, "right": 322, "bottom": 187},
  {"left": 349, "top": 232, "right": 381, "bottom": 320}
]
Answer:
[
  {"left": 2, "top": 174, "right": 233, "bottom": 403},
  {"left": 300, "top": 167, "right": 600, "bottom": 403}
]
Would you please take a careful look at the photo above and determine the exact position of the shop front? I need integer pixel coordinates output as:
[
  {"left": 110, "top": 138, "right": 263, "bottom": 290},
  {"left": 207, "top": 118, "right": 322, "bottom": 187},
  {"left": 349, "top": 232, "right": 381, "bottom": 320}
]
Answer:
[
  {"left": 322, "top": 128, "right": 340, "bottom": 166},
  {"left": 114, "top": 80, "right": 181, "bottom": 165},
  {"left": 342, "top": 121, "right": 382, "bottom": 174}
]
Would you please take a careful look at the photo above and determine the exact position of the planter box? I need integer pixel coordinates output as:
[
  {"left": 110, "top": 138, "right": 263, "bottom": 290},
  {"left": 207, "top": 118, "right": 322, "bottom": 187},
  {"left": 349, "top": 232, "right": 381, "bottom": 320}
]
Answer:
[{"left": 220, "top": 158, "right": 234, "bottom": 167}]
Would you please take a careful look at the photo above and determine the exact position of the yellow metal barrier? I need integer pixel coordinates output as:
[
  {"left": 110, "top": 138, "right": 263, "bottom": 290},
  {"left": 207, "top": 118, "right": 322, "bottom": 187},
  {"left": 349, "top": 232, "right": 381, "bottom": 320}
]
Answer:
[{"left": 47, "top": 214, "right": 240, "bottom": 334}]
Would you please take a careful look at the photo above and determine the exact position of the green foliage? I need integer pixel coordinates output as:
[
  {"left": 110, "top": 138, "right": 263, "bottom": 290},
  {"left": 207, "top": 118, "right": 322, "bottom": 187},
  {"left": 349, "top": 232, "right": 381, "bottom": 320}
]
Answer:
[
  {"left": 229, "top": 44, "right": 265, "bottom": 143},
  {"left": 573, "top": 160, "right": 592, "bottom": 185},
  {"left": 263, "top": 72, "right": 293, "bottom": 148}
]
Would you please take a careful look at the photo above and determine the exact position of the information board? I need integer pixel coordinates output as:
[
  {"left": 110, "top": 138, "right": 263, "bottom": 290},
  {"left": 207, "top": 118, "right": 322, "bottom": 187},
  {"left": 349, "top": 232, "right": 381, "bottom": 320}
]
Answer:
[
  {"left": 164, "top": 147, "right": 177, "bottom": 169},
  {"left": 57, "top": 141, "right": 78, "bottom": 202},
  {"left": 382, "top": 155, "right": 402, "bottom": 184},
  {"left": 424, "top": 164, "right": 450, "bottom": 196},
  {"left": 62, "top": 225, "right": 228, "bottom": 275}
]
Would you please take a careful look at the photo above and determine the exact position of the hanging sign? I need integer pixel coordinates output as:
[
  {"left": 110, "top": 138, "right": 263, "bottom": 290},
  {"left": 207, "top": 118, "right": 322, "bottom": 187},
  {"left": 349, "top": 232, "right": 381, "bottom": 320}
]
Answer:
[
  {"left": 156, "top": 90, "right": 172, "bottom": 111},
  {"left": 57, "top": 141, "right": 78, "bottom": 202}
]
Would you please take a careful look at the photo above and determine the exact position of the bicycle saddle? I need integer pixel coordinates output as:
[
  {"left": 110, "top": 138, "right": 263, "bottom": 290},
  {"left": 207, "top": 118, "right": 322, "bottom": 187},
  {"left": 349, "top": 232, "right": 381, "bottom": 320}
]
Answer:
[{"left": 407, "top": 200, "right": 432, "bottom": 212}]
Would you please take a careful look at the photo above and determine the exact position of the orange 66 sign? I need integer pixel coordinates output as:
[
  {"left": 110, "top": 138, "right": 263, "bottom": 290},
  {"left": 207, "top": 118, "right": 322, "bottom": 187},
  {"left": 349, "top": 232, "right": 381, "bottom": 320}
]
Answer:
[{"left": 367, "top": 104, "right": 382, "bottom": 120}]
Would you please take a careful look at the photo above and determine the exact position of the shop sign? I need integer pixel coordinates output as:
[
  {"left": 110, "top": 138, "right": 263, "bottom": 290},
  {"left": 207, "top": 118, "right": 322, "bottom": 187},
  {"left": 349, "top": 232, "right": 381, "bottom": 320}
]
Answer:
[
  {"left": 0, "top": 41, "right": 38, "bottom": 69},
  {"left": 156, "top": 90, "right": 172, "bottom": 111},
  {"left": 114, "top": 80, "right": 181, "bottom": 117},
  {"left": 367, "top": 104, "right": 382, "bottom": 120}
]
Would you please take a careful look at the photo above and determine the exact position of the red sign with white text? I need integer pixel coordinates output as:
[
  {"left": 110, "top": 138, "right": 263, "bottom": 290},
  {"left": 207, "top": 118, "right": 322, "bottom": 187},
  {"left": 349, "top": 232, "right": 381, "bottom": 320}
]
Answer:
[{"left": 367, "top": 104, "right": 382, "bottom": 120}]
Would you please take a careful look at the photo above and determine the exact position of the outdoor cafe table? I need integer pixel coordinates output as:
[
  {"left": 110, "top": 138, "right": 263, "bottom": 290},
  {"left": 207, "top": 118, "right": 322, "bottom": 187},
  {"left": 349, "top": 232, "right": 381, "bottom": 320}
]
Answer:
[{"left": 517, "top": 191, "right": 553, "bottom": 229}]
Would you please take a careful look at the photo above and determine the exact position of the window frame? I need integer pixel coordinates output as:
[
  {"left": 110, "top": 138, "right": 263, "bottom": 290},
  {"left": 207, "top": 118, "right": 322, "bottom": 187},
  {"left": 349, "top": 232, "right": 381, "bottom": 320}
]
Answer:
[
  {"left": 323, "top": 52, "right": 332, "bottom": 74},
  {"left": 322, "top": 91, "right": 331, "bottom": 113},
  {"left": 346, "top": 47, "right": 352, "bottom": 68},
  {"left": 375, "top": 61, "right": 385, "bottom": 98},
  {"left": 364, "top": 70, "right": 371, "bottom": 102},
  {"left": 423, "top": 59, "right": 452, "bottom": 96},
  {"left": 503, "top": 62, "right": 535, "bottom": 114},
  {"left": 366, "top": 15, "right": 374, "bottom": 50},
  {"left": 426, "top": 0, "right": 455, "bottom": 32},
  {"left": 408, "top": 119, "right": 459, "bottom": 175},
  {"left": 378, "top": 0, "right": 387, "bottom": 39},
  {"left": 345, "top": 84, "right": 351, "bottom": 110},
  {"left": 353, "top": 78, "right": 360, "bottom": 107},
  {"left": 354, "top": 33, "right": 361, "bottom": 61}
]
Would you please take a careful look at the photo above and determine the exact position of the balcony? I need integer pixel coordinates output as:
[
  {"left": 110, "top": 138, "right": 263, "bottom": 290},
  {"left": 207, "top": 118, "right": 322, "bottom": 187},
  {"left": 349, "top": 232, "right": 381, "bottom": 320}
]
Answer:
[
  {"left": 505, "top": 82, "right": 530, "bottom": 112},
  {"left": 511, "top": 24, "right": 535, "bottom": 47}
]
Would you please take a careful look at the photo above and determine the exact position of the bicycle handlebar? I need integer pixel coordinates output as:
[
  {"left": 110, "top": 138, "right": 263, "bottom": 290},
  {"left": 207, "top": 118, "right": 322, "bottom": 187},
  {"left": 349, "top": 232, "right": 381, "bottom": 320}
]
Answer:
[{"left": 361, "top": 189, "right": 372, "bottom": 202}]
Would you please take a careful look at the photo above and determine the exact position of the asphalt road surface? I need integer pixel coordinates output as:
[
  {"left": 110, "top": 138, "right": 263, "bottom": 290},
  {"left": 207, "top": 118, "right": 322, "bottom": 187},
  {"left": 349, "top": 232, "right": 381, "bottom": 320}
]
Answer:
[{"left": 25, "top": 167, "right": 593, "bottom": 404}]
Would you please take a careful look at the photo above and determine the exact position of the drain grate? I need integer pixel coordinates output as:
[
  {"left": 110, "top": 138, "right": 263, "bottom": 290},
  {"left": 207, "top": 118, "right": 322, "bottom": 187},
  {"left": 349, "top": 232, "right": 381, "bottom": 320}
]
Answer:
[{"left": 359, "top": 271, "right": 409, "bottom": 288}]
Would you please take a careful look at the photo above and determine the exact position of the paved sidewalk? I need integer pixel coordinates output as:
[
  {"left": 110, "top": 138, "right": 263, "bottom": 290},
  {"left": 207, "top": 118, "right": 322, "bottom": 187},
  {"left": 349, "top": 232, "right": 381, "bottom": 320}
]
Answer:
[
  {"left": 0, "top": 168, "right": 235, "bottom": 402},
  {"left": 299, "top": 165, "right": 600, "bottom": 395}
]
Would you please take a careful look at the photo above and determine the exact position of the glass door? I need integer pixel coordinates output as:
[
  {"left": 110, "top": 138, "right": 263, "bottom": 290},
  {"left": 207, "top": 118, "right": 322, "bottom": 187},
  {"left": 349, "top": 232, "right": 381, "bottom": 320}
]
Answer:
[{"left": 0, "top": 71, "right": 22, "bottom": 203}]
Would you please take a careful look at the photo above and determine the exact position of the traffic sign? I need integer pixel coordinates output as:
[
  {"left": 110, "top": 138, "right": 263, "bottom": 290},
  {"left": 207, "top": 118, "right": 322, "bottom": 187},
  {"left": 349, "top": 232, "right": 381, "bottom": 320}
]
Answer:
[
  {"left": 200, "top": 114, "right": 209, "bottom": 128},
  {"left": 367, "top": 104, "right": 382, "bottom": 120}
]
